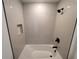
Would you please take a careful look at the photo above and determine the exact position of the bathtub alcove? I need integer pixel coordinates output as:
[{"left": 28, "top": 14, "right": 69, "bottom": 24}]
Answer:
[{"left": 3, "top": 0, "right": 77, "bottom": 59}]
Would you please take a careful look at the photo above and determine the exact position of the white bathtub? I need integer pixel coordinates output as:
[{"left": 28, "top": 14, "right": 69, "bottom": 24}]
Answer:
[{"left": 18, "top": 45, "right": 63, "bottom": 59}]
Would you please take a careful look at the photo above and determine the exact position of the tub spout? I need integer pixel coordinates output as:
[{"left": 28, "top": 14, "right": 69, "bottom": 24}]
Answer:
[{"left": 52, "top": 46, "right": 58, "bottom": 49}]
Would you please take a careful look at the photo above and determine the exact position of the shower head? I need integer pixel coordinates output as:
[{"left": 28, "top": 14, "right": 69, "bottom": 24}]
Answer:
[{"left": 57, "top": 8, "right": 64, "bottom": 15}]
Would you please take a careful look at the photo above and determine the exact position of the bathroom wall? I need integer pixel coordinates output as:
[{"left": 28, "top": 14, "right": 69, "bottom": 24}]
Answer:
[
  {"left": 54, "top": 0, "right": 77, "bottom": 59},
  {"left": 3, "top": 0, "right": 26, "bottom": 59},
  {"left": 68, "top": 26, "right": 77, "bottom": 59},
  {"left": 2, "top": 8, "right": 13, "bottom": 59},
  {"left": 23, "top": 3, "right": 57, "bottom": 44}
]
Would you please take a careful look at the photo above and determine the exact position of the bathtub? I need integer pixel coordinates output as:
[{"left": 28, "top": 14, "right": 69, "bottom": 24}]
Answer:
[{"left": 18, "top": 45, "right": 63, "bottom": 59}]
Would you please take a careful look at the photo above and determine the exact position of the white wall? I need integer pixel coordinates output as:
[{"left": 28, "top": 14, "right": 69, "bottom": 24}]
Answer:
[
  {"left": 54, "top": 0, "right": 77, "bottom": 59},
  {"left": 23, "top": 3, "right": 57, "bottom": 44},
  {"left": 68, "top": 26, "right": 77, "bottom": 59},
  {"left": 3, "top": 0, "right": 26, "bottom": 59},
  {"left": 2, "top": 8, "right": 13, "bottom": 59}
]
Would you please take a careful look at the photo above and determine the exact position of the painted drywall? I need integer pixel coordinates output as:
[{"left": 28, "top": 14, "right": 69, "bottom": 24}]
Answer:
[
  {"left": 68, "top": 26, "right": 77, "bottom": 59},
  {"left": 53, "top": 0, "right": 77, "bottom": 59},
  {"left": 2, "top": 8, "right": 13, "bottom": 59},
  {"left": 23, "top": 3, "right": 57, "bottom": 44},
  {"left": 3, "top": 0, "right": 26, "bottom": 59}
]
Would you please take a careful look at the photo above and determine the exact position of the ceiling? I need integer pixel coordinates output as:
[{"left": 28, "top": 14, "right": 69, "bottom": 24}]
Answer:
[{"left": 21, "top": 0, "right": 60, "bottom": 3}]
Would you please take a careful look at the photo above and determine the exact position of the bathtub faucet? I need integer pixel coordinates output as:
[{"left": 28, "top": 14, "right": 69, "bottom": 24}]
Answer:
[{"left": 52, "top": 46, "right": 58, "bottom": 53}]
